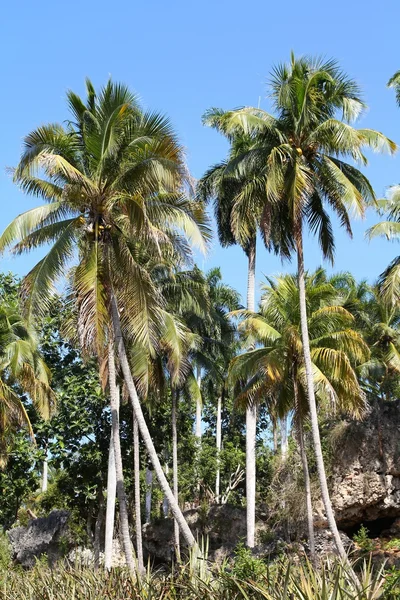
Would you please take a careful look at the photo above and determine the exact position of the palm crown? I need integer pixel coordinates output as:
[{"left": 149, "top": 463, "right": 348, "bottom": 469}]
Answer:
[
  {"left": 230, "top": 270, "right": 369, "bottom": 420},
  {"left": 204, "top": 55, "right": 396, "bottom": 260},
  {"left": 0, "top": 79, "right": 210, "bottom": 357}
]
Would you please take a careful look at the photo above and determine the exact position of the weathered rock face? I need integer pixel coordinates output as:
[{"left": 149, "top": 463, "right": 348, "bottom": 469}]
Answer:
[
  {"left": 143, "top": 504, "right": 261, "bottom": 562},
  {"left": 329, "top": 399, "right": 400, "bottom": 530},
  {"left": 8, "top": 510, "right": 70, "bottom": 567}
]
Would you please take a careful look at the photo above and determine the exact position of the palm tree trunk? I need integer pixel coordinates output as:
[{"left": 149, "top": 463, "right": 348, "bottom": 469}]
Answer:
[
  {"left": 94, "top": 492, "right": 104, "bottom": 571},
  {"left": 195, "top": 366, "right": 202, "bottom": 440},
  {"left": 296, "top": 230, "right": 346, "bottom": 560},
  {"left": 108, "top": 342, "right": 136, "bottom": 573},
  {"left": 104, "top": 417, "right": 117, "bottom": 570},
  {"left": 273, "top": 419, "right": 279, "bottom": 453},
  {"left": 297, "top": 415, "right": 315, "bottom": 562},
  {"left": 110, "top": 291, "right": 196, "bottom": 548},
  {"left": 246, "top": 236, "right": 257, "bottom": 548},
  {"left": 280, "top": 415, "right": 288, "bottom": 463},
  {"left": 172, "top": 389, "right": 181, "bottom": 562},
  {"left": 163, "top": 462, "right": 169, "bottom": 517},
  {"left": 215, "top": 395, "right": 222, "bottom": 503},
  {"left": 145, "top": 468, "right": 152, "bottom": 523},
  {"left": 133, "top": 415, "right": 144, "bottom": 574},
  {"left": 41, "top": 453, "right": 48, "bottom": 493}
]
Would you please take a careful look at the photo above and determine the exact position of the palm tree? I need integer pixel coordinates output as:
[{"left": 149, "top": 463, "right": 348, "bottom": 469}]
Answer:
[
  {"left": 0, "top": 79, "right": 210, "bottom": 557},
  {"left": 0, "top": 304, "right": 54, "bottom": 465},
  {"left": 367, "top": 188, "right": 400, "bottom": 304},
  {"left": 198, "top": 127, "right": 279, "bottom": 548},
  {"left": 206, "top": 54, "right": 395, "bottom": 557},
  {"left": 230, "top": 270, "right": 369, "bottom": 561}
]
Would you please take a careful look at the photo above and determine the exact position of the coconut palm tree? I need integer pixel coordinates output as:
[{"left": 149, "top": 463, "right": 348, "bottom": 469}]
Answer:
[
  {"left": 230, "top": 270, "right": 369, "bottom": 561},
  {"left": 205, "top": 54, "right": 395, "bottom": 557},
  {"left": 0, "top": 79, "right": 211, "bottom": 560},
  {"left": 0, "top": 304, "right": 54, "bottom": 465},
  {"left": 367, "top": 188, "right": 400, "bottom": 304},
  {"left": 198, "top": 128, "right": 282, "bottom": 547}
]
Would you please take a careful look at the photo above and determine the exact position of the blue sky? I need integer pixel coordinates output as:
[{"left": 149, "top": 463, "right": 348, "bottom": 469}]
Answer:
[{"left": 1, "top": 0, "right": 400, "bottom": 304}]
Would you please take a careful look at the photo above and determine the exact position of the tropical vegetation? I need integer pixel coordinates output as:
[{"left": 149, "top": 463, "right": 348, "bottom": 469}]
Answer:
[{"left": 1, "top": 54, "right": 400, "bottom": 597}]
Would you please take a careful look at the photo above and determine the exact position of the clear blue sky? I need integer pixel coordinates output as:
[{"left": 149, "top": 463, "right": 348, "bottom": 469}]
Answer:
[{"left": 1, "top": 0, "right": 400, "bottom": 304}]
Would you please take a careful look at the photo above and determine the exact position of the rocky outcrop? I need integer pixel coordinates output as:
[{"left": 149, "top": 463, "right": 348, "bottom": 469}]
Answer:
[
  {"left": 8, "top": 510, "right": 70, "bottom": 567},
  {"left": 143, "top": 504, "right": 263, "bottom": 562},
  {"left": 329, "top": 399, "right": 400, "bottom": 530}
]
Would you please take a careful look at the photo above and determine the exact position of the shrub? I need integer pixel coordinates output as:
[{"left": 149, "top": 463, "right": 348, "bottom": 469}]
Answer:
[
  {"left": 384, "top": 538, "right": 400, "bottom": 550},
  {"left": 230, "top": 542, "right": 267, "bottom": 580},
  {"left": 353, "top": 525, "right": 375, "bottom": 552}
]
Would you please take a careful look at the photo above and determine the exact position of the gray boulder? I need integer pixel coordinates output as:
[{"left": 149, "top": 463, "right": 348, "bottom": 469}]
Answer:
[{"left": 8, "top": 510, "right": 70, "bottom": 567}]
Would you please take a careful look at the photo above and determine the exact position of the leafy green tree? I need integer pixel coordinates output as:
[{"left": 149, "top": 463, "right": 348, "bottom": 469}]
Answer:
[{"left": 205, "top": 54, "right": 395, "bottom": 558}]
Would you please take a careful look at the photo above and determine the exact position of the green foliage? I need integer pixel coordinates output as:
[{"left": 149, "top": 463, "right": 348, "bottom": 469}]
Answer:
[
  {"left": 0, "top": 556, "right": 389, "bottom": 599},
  {"left": 230, "top": 542, "right": 267, "bottom": 580},
  {"left": 353, "top": 525, "right": 375, "bottom": 552},
  {"left": 0, "top": 532, "right": 11, "bottom": 570},
  {"left": 384, "top": 538, "right": 400, "bottom": 550}
]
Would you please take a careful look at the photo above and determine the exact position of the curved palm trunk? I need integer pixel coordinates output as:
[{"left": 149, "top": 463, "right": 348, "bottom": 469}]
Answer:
[
  {"left": 110, "top": 291, "right": 196, "bottom": 548},
  {"left": 108, "top": 343, "right": 136, "bottom": 573},
  {"left": 215, "top": 395, "right": 222, "bottom": 503},
  {"left": 246, "top": 236, "right": 257, "bottom": 547},
  {"left": 172, "top": 389, "right": 181, "bottom": 562},
  {"left": 104, "top": 418, "right": 117, "bottom": 570},
  {"left": 133, "top": 415, "right": 144, "bottom": 574},
  {"left": 296, "top": 231, "right": 346, "bottom": 560}
]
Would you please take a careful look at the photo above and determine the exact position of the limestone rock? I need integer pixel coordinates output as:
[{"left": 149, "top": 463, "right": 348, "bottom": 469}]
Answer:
[
  {"left": 329, "top": 400, "right": 400, "bottom": 529},
  {"left": 8, "top": 510, "right": 69, "bottom": 567}
]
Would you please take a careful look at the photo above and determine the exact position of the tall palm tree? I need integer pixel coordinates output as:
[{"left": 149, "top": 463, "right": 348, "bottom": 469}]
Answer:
[
  {"left": 0, "top": 79, "right": 210, "bottom": 556},
  {"left": 211, "top": 53, "right": 395, "bottom": 557},
  {"left": 198, "top": 127, "right": 280, "bottom": 547},
  {"left": 0, "top": 304, "right": 54, "bottom": 464},
  {"left": 230, "top": 271, "right": 369, "bottom": 561}
]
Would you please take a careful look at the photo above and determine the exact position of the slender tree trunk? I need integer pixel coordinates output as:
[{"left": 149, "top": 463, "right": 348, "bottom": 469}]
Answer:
[
  {"left": 41, "top": 453, "right": 48, "bottom": 493},
  {"left": 104, "top": 415, "right": 117, "bottom": 570},
  {"left": 145, "top": 468, "right": 152, "bottom": 523},
  {"left": 110, "top": 291, "right": 196, "bottom": 548},
  {"left": 246, "top": 236, "right": 257, "bottom": 548},
  {"left": 108, "top": 343, "right": 136, "bottom": 573},
  {"left": 163, "top": 462, "right": 169, "bottom": 517},
  {"left": 296, "top": 230, "right": 346, "bottom": 560},
  {"left": 195, "top": 367, "right": 202, "bottom": 440},
  {"left": 94, "top": 493, "right": 105, "bottom": 571},
  {"left": 215, "top": 395, "right": 222, "bottom": 503},
  {"left": 280, "top": 415, "right": 288, "bottom": 463},
  {"left": 273, "top": 419, "right": 279, "bottom": 453},
  {"left": 172, "top": 389, "right": 181, "bottom": 562},
  {"left": 133, "top": 415, "right": 144, "bottom": 574},
  {"left": 297, "top": 415, "right": 315, "bottom": 562}
]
